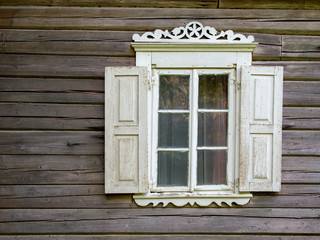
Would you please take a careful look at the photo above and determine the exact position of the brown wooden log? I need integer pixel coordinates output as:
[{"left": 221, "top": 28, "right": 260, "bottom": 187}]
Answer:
[
  {"left": 2, "top": 55, "right": 320, "bottom": 79},
  {"left": 0, "top": 209, "right": 319, "bottom": 234},
  {"left": 0, "top": 17, "right": 319, "bottom": 35},
  {"left": 0, "top": 236, "right": 319, "bottom": 240},
  {"left": 283, "top": 107, "right": 320, "bottom": 130},
  {"left": 0, "top": 0, "right": 218, "bottom": 8},
  {"left": 282, "top": 130, "right": 320, "bottom": 155},
  {"left": 0, "top": 103, "right": 103, "bottom": 118},
  {"left": 219, "top": 0, "right": 320, "bottom": 9},
  {"left": 0, "top": 7, "right": 319, "bottom": 20},
  {"left": 283, "top": 81, "right": 320, "bottom": 106},
  {"left": 0, "top": 131, "right": 104, "bottom": 154},
  {"left": 0, "top": 54, "right": 135, "bottom": 77},
  {"left": 1, "top": 184, "right": 319, "bottom": 209},
  {"left": 0, "top": 30, "right": 280, "bottom": 59},
  {"left": 282, "top": 35, "right": 320, "bottom": 59}
]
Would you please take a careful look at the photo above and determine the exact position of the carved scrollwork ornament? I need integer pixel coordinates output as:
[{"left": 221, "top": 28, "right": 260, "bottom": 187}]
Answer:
[{"left": 132, "top": 21, "right": 254, "bottom": 43}]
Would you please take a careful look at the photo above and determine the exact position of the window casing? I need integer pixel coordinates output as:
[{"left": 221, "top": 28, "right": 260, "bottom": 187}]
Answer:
[
  {"left": 151, "top": 69, "right": 236, "bottom": 193},
  {"left": 105, "top": 22, "right": 283, "bottom": 207}
]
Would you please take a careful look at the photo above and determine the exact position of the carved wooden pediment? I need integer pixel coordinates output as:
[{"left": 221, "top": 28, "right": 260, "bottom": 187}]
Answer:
[{"left": 133, "top": 21, "right": 254, "bottom": 43}]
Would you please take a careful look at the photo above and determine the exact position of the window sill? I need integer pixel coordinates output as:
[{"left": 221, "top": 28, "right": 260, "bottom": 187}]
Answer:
[{"left": 133, "top": 192, "right": 252, "bottom": 207}]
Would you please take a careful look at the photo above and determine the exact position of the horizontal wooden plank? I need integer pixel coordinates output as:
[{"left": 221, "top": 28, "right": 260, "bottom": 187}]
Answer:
[
  {"left": 283, "top": 107, "right": 320, "bottom": 130},
  {"left": 282, "top": 156, "right": 320, "bottom": 172},
  {"left": 0, "top": 236, "right": 320, "bottom": 240},
  {"left": 1, "top": 55, "right": 319, "bottom": 79},
  {"left": 0, "top": 130, "right": 318, "bottom": 155},
  {"left": 0, "top": 30, "right": 281, "bottom": 59},
  {"left": 0, "top": 0, "right": 218, "bottom": 8},
  {"left": 0, "top": 54, "right": 135, "bottom": 77},
  {"left": 219, "top": 0, "right": 320, "bottom": 9},
  {"left": 0, "top": 18, "right": 319, "bottom": 35},
  {"left": 0, "top": 103, "right": 103, "bottom": 118},
  {"left": 0, "top": 77, "right": 104, "bottom": 91},
  {"left": 0, "top": 209, "right": 319, "bottom": 234},
  {"left": 1, "top": 184, "right": 319, "bottom": 209},
  {"left": 0, "top": 131, "right": 104, "bottom": 155},
  {"left": 282, "top": 35, "right": 320, "bottom": 59},
  {"left": 0, "top": 117, "right": 104, "bottom": 130},
  {"left": 282, "top": 130, "right": 320, "bottom": 156},
  {"left": 254, "top": 61, "right": 320, "bottom": 80},
  {"left": 0, "top": 7, "right": 319, "bottom": 20},
  {"left": 283, "top": 81, "right": 320, "bottom": 106}
]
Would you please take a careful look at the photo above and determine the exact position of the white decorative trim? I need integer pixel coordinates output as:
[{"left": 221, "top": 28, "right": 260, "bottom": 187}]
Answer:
[
  {"left": 133, "top": 22, "right": 254, "bottom": 43},
  {"left": 133, "top": 193, "right": 252, "bottom": 207}
]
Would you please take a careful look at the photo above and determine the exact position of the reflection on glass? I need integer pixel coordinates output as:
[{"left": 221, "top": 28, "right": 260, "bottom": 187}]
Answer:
[
  {"left": 158, "top": 151, "right": 188, "bottom": 186},
  {"left": 199, "top": 74, "right": 228, "bottom": 109},
  {"left": 197, "top": 150, "right": 227, "bottom": 185},
  {"left": 198, "top": 112, "right": 228, "bottom": 147},
  {"left": 159, "top": 75, "right": 189, "bottom": 110},
  {"left": 158, "top": 113, "right": 189, "bottom": 148}
]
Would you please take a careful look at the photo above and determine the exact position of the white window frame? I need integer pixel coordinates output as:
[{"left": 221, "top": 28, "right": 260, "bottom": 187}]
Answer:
[{"left": 151, "top": 68, "right": 236, "bottom": 194}]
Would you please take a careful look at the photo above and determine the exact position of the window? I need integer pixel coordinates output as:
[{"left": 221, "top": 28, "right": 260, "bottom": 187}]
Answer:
[
  {"left": 105, "top": 22, "right": 283, "bottom": 207},
  {"left": 152, "top": 69, "right": 234, "bottom": 193}
]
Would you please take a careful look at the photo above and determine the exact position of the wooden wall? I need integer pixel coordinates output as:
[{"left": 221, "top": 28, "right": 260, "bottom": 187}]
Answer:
[{"left": 0, "top": 0, "right": 319, "bottom": 239}]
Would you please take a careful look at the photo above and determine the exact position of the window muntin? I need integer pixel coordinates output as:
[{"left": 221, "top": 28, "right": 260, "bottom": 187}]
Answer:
[{"left": 151, "top": 69, "right": 235, "bottom": 192}]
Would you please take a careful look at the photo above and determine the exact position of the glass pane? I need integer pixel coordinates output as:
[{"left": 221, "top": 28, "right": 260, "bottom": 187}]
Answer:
[
  {"left": 197, "top": 150, "right": 227, "bottom": 185},
  {"left": 198, "top": 74, "right": 228, "bottom": 109},
  {"left": 159, "top": 75, "right": 189, "bottom": 110},
  {"left": 158, "top": 113, "right": 189, "bottom": 148},
  {"left": 158, "top": 151, "right": 188, "bottom": 186},
  {"left": 198, "top": 112, "right": 228, "bottom": 147}
]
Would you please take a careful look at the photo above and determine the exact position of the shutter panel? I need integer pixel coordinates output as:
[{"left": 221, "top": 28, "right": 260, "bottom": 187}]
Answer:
[
  {"left": 105, "top": 66, "right": 149, "bottom": 194},
  {"left": 240, "top": 66, "right": 283, "bottom": 192}
]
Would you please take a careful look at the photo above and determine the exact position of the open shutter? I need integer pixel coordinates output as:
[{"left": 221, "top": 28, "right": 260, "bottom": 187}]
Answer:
[
  {"left": 240, "top": 66, "right": 283, "bottom": 192},
  {"left": 105, "top": 66, "right": 149, "bottom": 194}
]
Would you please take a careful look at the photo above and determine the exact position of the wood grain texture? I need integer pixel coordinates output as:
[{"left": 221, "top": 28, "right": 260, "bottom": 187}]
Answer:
[
  {"left": 0, "top": 30, "right": 280, "bottom": 59},
  {"left": 0, "top": 131, "right": 104, "bottom": 154},
  {"left": 0, "top": 17, "right": 319, "bottom": 35},
  {"left": 0, "top": 3, "right": 319, "bottom": 238},
  {"left": 0, "top": 209, "right": 319, "bottom": 234},
  {"left": 2, "top": 55, "right": 320, "bottom": 79},
  {"left": 283, "top": 107, "right": 320, "bottom": 130},
  {"left": 1, "top": 7, "right": 319, "bottom": 20},
  {"left": 219, "top": 0, "right": 320, "bottom": 9},
  {"left": 282, "top": 35, "right": 320, "bottom": 59},
  {"left": 1, "top": 184, "right": 319, "bottom": 209},
  {"left": 1, "top": 155, "right": 318, "bottom": 185},
  {"left": 0, "top": 236, "right": 320, "bottom": 240},
  {"left": 0, "top": 0, "right": 218, "bottom": 8},
  {"left": 282, "top": 130, "right": 320, "bottom": 155},
  {"left": 0, "top": 54, "right": 135, "bottom": 77}
]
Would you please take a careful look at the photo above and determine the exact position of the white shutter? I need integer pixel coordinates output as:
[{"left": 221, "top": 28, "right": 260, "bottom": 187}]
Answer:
[
  {"left": 240, "top": 66, "right": 283, "bottom": 192},
  {"left": 105, "top": 66, "right": 149, "bottom": 194}
]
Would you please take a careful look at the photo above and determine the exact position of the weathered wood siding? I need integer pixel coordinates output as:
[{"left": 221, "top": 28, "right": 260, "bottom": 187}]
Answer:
[{"left": 0, "top": 1, "right": 319, "bottom": 238}]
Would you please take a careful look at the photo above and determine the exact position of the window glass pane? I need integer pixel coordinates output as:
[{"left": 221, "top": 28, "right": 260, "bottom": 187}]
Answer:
[
  {"left": 158, "top": 113, "right": 189, "bottom": 148},
  {"left": 198, "top": 74, "right": 228, "bottom": 109},
  {"left": 159, "top": 75, "right": 189, "bottom": 110},
  {"left": 158, "top": 151, "right": 188, "bottom": 186},
  {"left": 197, "top": 150, "right": 227, "bottom": 185},
  {"left": 198, "top": 112, "right": 228, "bottom": 147}
]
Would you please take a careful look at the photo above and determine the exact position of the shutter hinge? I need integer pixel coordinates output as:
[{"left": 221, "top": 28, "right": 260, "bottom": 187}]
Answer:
[
  {"left": 233, "top": 79, "right": 241, "bottom": 91},
  {"left": 235, "top": 178, "right": 239, "bottom": 189},
  {"left": 145, "top": 76, "right": 155, "bottom": 90}
]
